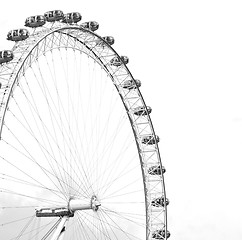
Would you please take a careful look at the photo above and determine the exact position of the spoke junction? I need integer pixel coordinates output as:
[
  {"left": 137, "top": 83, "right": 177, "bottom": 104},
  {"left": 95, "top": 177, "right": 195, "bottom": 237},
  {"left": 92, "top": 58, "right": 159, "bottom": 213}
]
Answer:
[
  {"left": 35, "top": 196, "right": 101, "bottom": 240},
  {"left": 36, "top": 195, "right": 101, "bottom": 218}
]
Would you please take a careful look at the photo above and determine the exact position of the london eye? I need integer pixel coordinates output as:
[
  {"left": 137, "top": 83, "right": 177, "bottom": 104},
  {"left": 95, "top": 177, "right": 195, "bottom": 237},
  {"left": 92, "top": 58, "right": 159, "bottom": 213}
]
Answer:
[{"left": 0, "top": 10, "right": 169, "bottom": 240}]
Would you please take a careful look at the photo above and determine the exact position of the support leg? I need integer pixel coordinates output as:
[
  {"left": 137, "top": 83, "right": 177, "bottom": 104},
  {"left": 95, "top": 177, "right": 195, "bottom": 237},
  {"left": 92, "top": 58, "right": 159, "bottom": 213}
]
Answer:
[{"left": 50, "top": 216, "right": 69, "bottom": 240}]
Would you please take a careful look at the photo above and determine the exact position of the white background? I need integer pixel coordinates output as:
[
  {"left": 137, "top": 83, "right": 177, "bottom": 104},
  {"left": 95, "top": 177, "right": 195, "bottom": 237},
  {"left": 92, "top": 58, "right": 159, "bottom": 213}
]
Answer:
[{"left": 1, "top": 0, "right": 242, "bottom": 239}]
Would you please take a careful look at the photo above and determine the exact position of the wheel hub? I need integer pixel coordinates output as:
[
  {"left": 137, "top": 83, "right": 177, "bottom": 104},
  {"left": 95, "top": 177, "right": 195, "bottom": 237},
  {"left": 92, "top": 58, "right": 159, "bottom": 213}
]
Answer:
[
  {"left": 68, "top": 195, "right": 101, "bottom": 212},
  {"left": 36, "top": 195, "right": 101, "bottom": 218}
]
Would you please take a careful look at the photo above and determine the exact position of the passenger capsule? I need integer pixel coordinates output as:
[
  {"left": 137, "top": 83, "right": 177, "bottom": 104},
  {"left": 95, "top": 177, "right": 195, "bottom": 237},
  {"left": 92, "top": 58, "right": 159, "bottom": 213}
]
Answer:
[
  {"left": 148, "top": 165, "right": 166, "bottom": 175},
  {"left": 7, "top": 29, "right": 29, "bottom": 42},
  {"left": 103, "top": 36, "right": 115, "bottom": 45},
  {"left": 0, "top": 50, "right": 14, "bottom": 64},
  {"left": 141, "top": 134, "right": 159, "bottom": 145},
  {"left": 133, "top": 106, "right": 152, "bottom": 116},
  {"left": 25, "top": 15, "right": 46, "bottom": 28},
  {"left": 44, "top": 10, "right": 64, "bottom": 22},
  {"left": 151, "top": 197, "right": 169, "bottom": 207},
  {"left": 80, "top": 21, "right": 99, "bottom": 31},
  {"left": 122, "top": 79, "right": 141, "bottom": 90},
  {"left": 110, "top": 56, "right": 129, "bottom": 67},
  {"left": 62, "top": 12, "right": 82, "bottom": 23},
  {"left": 152, "top": 230, "right": 170, "bottom": 239}
]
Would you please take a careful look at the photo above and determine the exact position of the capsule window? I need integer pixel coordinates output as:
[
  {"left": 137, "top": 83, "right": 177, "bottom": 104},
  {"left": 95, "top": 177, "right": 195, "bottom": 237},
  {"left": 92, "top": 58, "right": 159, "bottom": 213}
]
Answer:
[{"left": 36, "top": 16, "right": 43, "bottom": 21}]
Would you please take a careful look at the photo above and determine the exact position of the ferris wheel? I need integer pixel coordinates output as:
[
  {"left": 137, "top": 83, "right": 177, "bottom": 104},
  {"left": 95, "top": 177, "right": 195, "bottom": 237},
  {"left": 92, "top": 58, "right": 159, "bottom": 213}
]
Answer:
[{"left": 0, "top": 10, "right": 170, "bottom": 240}]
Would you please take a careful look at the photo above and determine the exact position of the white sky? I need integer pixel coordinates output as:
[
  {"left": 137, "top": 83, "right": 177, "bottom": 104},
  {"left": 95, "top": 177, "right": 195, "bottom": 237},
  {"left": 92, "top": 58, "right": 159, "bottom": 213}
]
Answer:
[{"left": 1, "top": 0, "right": 242, "bottom": 239}]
